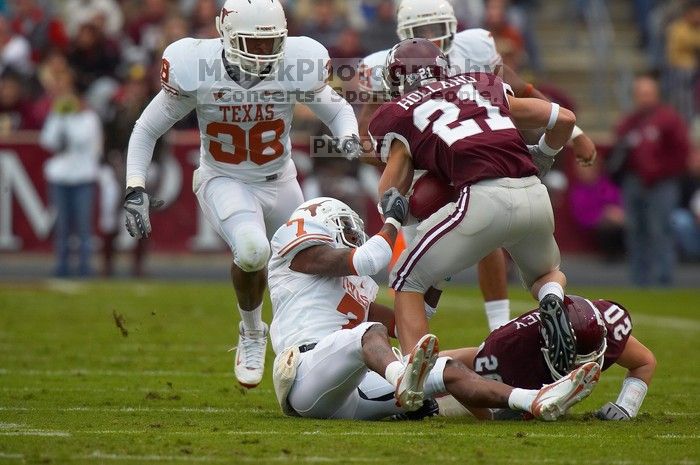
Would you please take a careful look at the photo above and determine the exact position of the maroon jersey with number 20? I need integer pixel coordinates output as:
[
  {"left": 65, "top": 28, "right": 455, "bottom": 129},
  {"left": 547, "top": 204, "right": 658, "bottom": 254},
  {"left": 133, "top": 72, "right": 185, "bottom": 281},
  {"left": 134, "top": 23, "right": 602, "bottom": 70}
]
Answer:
[
  {"left": 368, "top": 72, "right": 538, "bottom": 189},
  {"left": 474, "top": 300, "right": 633, "bottom": 389}
]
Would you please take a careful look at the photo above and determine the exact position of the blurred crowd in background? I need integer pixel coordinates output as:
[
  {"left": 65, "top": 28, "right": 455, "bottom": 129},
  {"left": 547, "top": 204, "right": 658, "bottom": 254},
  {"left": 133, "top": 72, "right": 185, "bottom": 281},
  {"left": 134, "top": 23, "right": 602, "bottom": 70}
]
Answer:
[{"left": 0, "top": 0, "right": 698, "bottom": 285}]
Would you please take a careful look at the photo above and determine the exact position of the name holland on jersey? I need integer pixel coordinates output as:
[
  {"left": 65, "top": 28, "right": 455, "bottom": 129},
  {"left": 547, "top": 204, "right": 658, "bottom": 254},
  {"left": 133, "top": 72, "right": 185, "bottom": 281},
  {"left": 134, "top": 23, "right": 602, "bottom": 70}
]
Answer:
[{"left": 395, "top": 73, "right": 507, "bottom": 111}]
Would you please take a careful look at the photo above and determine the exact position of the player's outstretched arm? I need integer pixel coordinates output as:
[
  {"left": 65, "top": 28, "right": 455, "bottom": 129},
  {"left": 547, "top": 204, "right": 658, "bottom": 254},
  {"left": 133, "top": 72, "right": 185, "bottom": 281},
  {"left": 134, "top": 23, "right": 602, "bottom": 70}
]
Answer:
[
  {"left": 290, "top": 188, "right": 409, "bottom": 277},
  {"left": 502, "top": 64, "right": 596, "bottom": 166},
  {"left": 507, "top": 96, "right": 576, "bottom": 177},
  {"left": 304, "top": 85, "right": 362, "bottom": 160},
  {"left": 123, "top": 90, "right": 195, "bottom": 238},
  {"left": 597, "top": 336, "right": 656, "bottom": 420}
]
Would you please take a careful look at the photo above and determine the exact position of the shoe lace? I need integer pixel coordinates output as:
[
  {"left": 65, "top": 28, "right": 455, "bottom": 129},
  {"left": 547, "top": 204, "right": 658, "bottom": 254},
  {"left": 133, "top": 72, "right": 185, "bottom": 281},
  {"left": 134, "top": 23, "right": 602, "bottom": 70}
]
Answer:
[
  {"left": 238, "top": 330, "right": 266, "bottom": 367},
  {"left": 392, "top": 346, "right": 405, "bottom": 364}
]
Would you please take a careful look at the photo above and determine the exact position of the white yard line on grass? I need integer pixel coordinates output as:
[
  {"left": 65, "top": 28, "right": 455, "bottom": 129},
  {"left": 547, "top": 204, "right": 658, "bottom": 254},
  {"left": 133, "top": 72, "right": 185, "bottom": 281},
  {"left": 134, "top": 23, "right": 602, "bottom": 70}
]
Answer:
[
  {"left": 0, "top": 430, "right": 70, "bottom": 437},
  {"left": 45, "top": 430, "right": 698, "bottom": 441},
  {"left": 0, "top": 406, "right": 265, "bottom": 414},
  {"left": 0, "top": 387, "right": 207, "bottom": 394},
  {"left": 0, "top": 453, "right": 688, "bottom": 465},
  {"left": 0, "top": 369, "right": 230, "bottom": 377}
]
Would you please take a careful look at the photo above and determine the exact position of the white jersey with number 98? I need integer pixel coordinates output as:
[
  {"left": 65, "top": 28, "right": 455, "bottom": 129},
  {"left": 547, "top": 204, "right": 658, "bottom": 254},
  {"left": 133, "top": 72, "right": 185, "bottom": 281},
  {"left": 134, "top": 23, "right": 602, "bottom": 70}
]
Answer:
[{"left": 161, "top": 36, "right": 330, "bottom": 182}]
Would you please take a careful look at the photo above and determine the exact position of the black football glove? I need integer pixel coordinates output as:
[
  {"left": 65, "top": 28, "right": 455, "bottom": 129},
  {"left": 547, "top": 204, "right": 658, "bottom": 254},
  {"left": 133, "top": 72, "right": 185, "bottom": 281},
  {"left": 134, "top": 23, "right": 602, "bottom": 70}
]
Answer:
[
  {"left": 380, "top": 187, "right": 409, "bottom": 226},
  {"left": 124, "top": 186, "right": 164, "bottom": 239},
  {"left": 596, "top": 402, "right": 632, "bottom": 421}
]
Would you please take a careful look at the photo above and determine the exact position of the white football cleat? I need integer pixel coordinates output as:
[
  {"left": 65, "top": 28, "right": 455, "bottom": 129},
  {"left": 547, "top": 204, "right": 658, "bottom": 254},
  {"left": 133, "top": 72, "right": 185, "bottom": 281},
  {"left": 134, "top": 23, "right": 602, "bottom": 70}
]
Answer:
[
  {"left": 233, "top": 322, "right": 268, "bottom": 389},
  {"left": 531, "top": 361, "right": 601, "bottom": 421},
  {"left": 395, "top": 334, "right": 439, "bottom": 411}
]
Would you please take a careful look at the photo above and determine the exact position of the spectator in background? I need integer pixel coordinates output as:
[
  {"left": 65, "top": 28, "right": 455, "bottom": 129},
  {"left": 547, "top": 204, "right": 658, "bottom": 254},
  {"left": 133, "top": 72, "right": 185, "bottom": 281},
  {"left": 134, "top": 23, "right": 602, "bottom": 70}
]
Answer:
[
  {"left": 569, "top": 161, "right": 626, "bottom": 262},
  {"left": 611, "top": 74, "right": 689, "bottom": 286},
  {"left": 126, "top": 0, "right": 168, "bottom": 58},
  {"left": 297, "top": 0, "right": 348, "bottom": 46},
  {"left": 189, "top": 0, "right": 220, "bottom": 38},
  {"left": 672, "top": 149, "right": 700, "bottom": 260},
  {"left": 0, "top": 68, "right": 37, "bottom": 132},
  {"left": 101, "top": 64, "right": 165, "bottom": 277},
  {"left": 665, "top": 0, "right": 700, "bottom": 122},
  {"left": 359, "top": 0, "right": 397, "bottom": 54},
  {"left": 40, "top": 68, "right": 103, "bottom": 277},
  {"left": 67, "top": 20, "right": 120, "bottom": 92},
  {"left": 10, "top": 0, "right": 69, "bottom": 62},
  {"left": 484, "top": 0, "right": 525, "bottom": 70},
  {"left": 508, "top": 0, "right": 542, "bottom": 72},
  {"left": 452, "top": 0, "right": 485, "bottom": 29},
  {"left": 0, "top": 15, "right": 32, "bottom": 76},
  {"left": 62, "top": 0, "right": 124, "bottom": 38}
]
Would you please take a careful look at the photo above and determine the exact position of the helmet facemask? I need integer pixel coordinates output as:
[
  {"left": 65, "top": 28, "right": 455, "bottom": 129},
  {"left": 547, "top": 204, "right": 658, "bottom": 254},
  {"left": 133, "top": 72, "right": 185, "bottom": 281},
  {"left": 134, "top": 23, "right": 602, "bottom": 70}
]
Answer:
[
  {"left": 397, "top": 17, "right": 457, "bottom": 54},
  {"left": 541, "top": 299, "right": 608, "bottom": 380},
  {"left": 216, "top": 6, "right": 287, "bottom": 78},
  {"left": 329, "top": 213, "right": 368, "bottom": 248}
]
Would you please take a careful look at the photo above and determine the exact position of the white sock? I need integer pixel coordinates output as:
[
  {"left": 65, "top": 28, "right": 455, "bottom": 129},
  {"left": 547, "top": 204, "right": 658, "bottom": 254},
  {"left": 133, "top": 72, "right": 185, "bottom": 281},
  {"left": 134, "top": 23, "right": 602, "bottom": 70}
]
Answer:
[
  {"left": 484, "top": 299, "right": 510, "bottom": 332},
  {"left": 385, "top": 361, "right": 404, "bottom": 388},
  {"left": 508, "top": 388, "right": 539, "bottom": 413},
  {"left": 537, "top": 282, "right": 564, "bottom": 301},
  {"left": 239, "top": 304, "right": 264, "bottom": 331},
  {"left": 423, "top": 357, "right": 449, "bottom": 397}
]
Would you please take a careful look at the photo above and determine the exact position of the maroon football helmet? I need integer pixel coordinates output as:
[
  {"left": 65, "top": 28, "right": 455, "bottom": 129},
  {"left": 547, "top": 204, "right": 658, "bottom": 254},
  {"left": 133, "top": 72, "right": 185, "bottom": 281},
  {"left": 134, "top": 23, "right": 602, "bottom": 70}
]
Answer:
[
  {"left": 383, "top": 38, "right": 449, "bottom": 97},
  {"left": 540, "top": 295, "right": 607, "bottom": 380}
]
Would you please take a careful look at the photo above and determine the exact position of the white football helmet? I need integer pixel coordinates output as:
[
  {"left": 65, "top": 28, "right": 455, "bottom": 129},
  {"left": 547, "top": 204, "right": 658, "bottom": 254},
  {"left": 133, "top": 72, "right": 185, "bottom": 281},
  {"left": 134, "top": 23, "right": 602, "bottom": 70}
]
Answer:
[
  {"left": 215, "top": 0, "right": 288, "bottom": 77},
  {"left": 289, "top": 197, "right": 367, "bottom": 248},
  {"left": 396, "top": 0, "right": 458, "bottom": 53}
]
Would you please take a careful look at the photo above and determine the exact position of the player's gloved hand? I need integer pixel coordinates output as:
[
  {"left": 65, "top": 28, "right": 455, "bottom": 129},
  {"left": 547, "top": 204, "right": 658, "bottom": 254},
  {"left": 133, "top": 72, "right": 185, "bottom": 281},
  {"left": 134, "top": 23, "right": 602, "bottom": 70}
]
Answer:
[
  {"left": 339, "top": 134, "right": 362, "bottom": 160},
  {"left": 596, "top": 402, "right": 632, "bottom": 420},
  {"left": 380, "top": 187, "right": 409, "bottom": 228},
  {"left": 124, "top": 186, "right": 164, "bottom": 239},
  {"left": 527, "top": 144, "right": 556, "bottom": 178}
]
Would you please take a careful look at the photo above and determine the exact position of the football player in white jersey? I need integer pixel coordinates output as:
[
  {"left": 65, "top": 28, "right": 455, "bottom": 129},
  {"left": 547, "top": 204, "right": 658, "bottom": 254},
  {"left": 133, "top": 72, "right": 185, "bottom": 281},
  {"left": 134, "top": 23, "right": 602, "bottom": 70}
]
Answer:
[
  {"left": 123, "top": 0, "right": 362, "bottom": 389},
  {"left": 357, "top": 0, "right": 598, "bottom": 333},
  {"left": 267, "top": 190, "right": 600, "bottom": 420}
]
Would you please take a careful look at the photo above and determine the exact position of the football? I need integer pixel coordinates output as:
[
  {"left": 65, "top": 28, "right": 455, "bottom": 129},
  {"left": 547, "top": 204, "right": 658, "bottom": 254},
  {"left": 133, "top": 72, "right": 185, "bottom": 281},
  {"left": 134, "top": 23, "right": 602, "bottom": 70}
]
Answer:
[{"left": 409, "top": 172, "right": 458, "bottom": 221}]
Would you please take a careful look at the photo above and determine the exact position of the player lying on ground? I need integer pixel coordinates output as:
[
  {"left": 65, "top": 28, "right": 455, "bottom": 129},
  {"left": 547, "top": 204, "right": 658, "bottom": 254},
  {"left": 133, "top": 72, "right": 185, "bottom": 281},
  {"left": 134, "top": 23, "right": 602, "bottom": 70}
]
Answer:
[
  {"left": 268, "top": 193, "right": 600, "bottom": 420},
  {"left": 356, "top": 0, "right": 597, "bottom": 333},
  {"left": 122, "top": 0, "right": 362, "bottom": 388},
  {"left": 369, "top": 39, "right": 578, "bottom": 364},
  {"left": 438, "top": 295, "right": 655, "bottom": 421}
]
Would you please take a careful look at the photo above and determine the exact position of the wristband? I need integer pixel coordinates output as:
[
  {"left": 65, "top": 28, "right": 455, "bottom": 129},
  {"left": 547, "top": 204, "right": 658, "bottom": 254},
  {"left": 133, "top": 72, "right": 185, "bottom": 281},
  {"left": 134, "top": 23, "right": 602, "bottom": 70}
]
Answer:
[
  {"left": 569, "top": 125, "right": 584, "bottom": 141},
  {"left": 523, "top": 83, "right": 535, "bottom": 98},
  {"left": 351, "top": 234, "right": 393, "bottom": 276},
  {"left": 546, "top": 103, "right": 560, "bottom": 130},
  {"left": 384, "top": 217, "right": 402, "bottom": 230},
  {"left": 126, "top": 176, "right": 146, "bottom": 189},
  {"left": 538, "top": 134, "right": 561, "bottom": 157}
]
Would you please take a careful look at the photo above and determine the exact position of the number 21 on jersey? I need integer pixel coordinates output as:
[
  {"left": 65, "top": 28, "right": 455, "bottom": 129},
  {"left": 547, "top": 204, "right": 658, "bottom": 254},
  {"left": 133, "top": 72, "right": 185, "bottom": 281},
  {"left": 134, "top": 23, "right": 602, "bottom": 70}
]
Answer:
[{"left": 413, "top": 83, "right": 515, "bottom": 146}]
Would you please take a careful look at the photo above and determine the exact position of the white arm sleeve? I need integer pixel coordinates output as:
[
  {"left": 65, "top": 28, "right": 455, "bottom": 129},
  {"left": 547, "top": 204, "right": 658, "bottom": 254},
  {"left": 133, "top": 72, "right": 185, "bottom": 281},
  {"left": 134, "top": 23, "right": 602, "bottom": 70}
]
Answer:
[
  {"left": 125, "top": 90, "right": 195, "bottom": 188},
  {"left": 39, "top": 113, "right": 64, "bottom": 152},
  {"left": 304, "top": 85, "right": 359, "bottom": 138}
]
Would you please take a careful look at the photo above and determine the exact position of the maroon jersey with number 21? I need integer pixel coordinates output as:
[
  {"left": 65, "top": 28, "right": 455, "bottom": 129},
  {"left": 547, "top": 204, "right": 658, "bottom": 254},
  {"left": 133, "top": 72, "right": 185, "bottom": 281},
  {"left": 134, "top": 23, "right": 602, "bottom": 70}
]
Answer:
[{"left": 368, "top": 72, "right": 538, "bottom": 189}]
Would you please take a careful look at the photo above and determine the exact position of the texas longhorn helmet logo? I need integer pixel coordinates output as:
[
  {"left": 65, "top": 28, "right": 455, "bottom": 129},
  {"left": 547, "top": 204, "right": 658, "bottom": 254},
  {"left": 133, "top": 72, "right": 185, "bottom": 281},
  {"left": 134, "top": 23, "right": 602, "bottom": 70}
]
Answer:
[
  {"left": 220, "top": 7, "right": 237, "bottom": 21},
  {"left": 300, "top": 200, "right": 331, "bottom": 217}
]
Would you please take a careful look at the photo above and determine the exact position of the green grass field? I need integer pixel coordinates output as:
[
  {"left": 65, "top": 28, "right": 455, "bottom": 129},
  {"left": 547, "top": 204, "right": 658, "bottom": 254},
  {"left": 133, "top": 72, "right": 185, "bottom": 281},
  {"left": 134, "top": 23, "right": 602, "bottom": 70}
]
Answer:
[{"left": 0, "top": 281, "right": 698, "bottom": 465}]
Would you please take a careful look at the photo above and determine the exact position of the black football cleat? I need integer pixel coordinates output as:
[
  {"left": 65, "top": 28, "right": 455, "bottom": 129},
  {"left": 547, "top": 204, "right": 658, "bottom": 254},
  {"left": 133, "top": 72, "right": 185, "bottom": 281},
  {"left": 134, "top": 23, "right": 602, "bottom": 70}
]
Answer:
[
  {"left": 389, "top": 398, "right": 440, "bottom": 421},
  {"left": 539, "top": 294, "right": 577, "bottom": 378}
]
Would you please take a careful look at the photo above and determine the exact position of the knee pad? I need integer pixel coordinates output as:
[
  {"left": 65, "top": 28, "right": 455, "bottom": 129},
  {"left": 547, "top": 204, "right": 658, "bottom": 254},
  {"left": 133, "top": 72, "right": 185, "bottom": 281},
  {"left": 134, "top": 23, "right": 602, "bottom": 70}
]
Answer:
[{"left": 233, "top": 224, "right": 271, "bottom": 272}]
